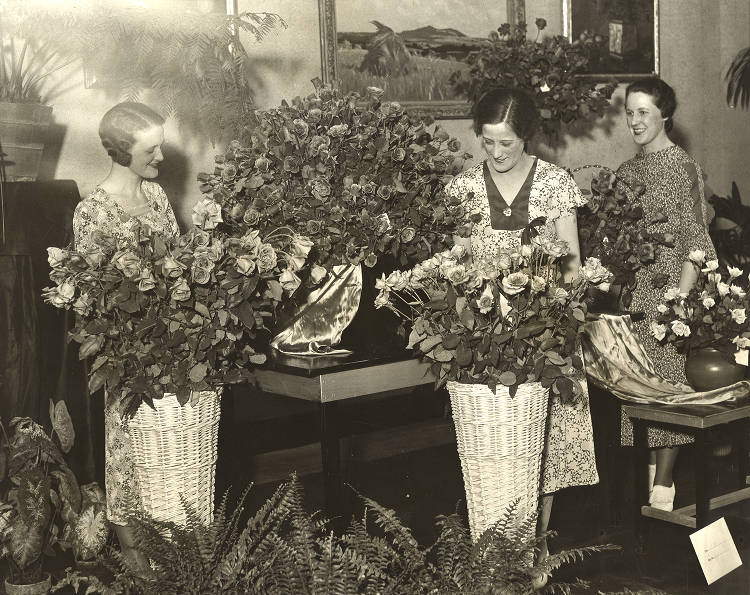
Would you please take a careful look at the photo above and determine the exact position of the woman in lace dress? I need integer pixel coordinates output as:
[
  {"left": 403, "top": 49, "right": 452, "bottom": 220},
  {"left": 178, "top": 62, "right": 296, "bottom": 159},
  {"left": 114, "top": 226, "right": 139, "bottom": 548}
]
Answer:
[
  {"left": 73, "top": 102, "right": 179, "bottom": 569},
  {"left": 617, "top": 79, "right": 716, "bottom": 512},
  {"left": 445, "top": 88, "right": 597, "bottom": 566}
]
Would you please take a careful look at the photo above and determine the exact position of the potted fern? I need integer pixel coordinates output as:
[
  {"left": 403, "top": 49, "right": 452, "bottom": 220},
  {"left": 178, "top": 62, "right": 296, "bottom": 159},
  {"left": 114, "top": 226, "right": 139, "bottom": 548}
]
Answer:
[{"left": 56, "top": 475, "right": 616, "bottom": 593}]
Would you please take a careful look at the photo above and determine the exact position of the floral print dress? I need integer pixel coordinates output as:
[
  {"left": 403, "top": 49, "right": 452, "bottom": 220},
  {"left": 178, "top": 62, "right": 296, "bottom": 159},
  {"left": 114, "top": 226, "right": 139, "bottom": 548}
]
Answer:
[
  {"left": 617, "top": 145, "right": 717, "bottom": 447},
  {"left": 445, "top": 158, "right": 599, "bottom": 493},
  {"left": 73, "top": 181, "right": 179, "bottom": 525}
]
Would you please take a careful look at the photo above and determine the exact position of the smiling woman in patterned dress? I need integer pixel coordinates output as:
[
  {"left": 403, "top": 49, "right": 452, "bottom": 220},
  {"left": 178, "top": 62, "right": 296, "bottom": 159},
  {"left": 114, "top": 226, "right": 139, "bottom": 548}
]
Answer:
[
  {"left": 617, "top": 79, "right": 716, "bottom": 513},
  {"left": 73, "top": 102, "right": 179, "bottom": 572},
  {"left": 445, "top": 87, "right": 598, "bottom": 575}
]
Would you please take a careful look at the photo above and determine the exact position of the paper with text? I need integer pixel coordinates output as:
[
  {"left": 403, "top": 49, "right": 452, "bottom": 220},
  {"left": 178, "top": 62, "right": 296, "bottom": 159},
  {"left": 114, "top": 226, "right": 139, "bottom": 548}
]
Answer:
[{"left": 690, "top": 517, "right": 742, "bottom": 585}]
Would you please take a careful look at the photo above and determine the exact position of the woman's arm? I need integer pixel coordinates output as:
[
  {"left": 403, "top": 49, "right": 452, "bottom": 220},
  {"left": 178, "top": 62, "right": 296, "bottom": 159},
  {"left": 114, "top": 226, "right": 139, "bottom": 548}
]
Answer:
[
  {"left": 554, "top": 213, "right": 581, "bottom": 282},
  {"left": 676, "top": 162, "right": 714, "bottom": 294}
]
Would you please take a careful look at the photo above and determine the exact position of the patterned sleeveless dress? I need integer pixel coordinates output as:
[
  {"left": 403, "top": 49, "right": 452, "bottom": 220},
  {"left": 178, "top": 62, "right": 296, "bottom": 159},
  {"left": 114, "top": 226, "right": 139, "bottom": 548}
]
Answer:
[
  {"left": 618, "top": 145, "right": 717, "bottom": 447},
  {"left": 445, "top": 158, "right": 599, "bottom": 493},
  {"left": 73, "top": 181, "right": 179, "bottom": 524}
]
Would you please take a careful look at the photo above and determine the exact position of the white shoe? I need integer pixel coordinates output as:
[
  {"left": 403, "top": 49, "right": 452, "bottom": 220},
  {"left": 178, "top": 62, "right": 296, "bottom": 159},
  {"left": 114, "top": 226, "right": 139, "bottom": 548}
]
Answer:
[
  {"left": 648, "top": 464, "right": 656, "bottom": 495},
  {"left": 649, "top": 484, "right": 675, "bottom": 511}
]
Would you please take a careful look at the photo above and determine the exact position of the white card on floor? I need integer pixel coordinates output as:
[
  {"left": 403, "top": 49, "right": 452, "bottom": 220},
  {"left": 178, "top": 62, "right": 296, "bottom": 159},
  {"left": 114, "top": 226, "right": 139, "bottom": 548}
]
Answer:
[{"left": 690, "top": 517, "right": 742, "bottom": 585}]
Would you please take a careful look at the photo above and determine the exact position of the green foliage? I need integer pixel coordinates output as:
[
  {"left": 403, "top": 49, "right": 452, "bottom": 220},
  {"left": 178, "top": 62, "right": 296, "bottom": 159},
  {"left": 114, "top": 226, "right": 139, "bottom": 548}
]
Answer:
[
  {"left": 575, "top": 166, "right": 674, "bottom": 309},
  {"left": 0, "top": 407, "right": 95, "bottom": 585},
  {"left": 2, "top": 0, "right": 285, "bottom": 143},
  {"left": 450, "top": 20, "right": 616, "bottom": 140},
  {"left": 376, "top": 221, "right": 612, "bottom": 399},
  {"left": 83, "top": 475, "right": 615, "bottom": 594},
  {"left": 44, "top": 216, "right": 316, "bottom": 414},
  {"left": 199, "top": 81, "right": 472, "bottom": 270}
]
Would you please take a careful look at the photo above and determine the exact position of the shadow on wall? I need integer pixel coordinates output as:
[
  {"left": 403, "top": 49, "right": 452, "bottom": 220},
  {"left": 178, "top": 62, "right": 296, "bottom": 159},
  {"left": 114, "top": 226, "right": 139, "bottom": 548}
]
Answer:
[
  {"left": 669, "top": 124, "right": 690, "bottom": 157},
  {"left": 37, "top": 119, "right": 68, "bottom": 182},
  {"left": 532, "top": 93, "right": 625, "bottom": 163},
  {"left": 158, "top": 142, "right": 192, "bottom": 232},
  {"left": 244, "top": 55, "right": 310, "bottom": 109}
]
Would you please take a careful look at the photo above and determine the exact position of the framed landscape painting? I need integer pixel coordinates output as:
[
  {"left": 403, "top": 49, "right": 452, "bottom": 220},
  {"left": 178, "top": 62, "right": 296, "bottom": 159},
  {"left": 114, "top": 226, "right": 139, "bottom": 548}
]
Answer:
[
  {"left": 319, "top": 0, "right": 523, "bottom": 118},
  {"left": 563, "top": 0, "right": 659, "bottom": 77}
]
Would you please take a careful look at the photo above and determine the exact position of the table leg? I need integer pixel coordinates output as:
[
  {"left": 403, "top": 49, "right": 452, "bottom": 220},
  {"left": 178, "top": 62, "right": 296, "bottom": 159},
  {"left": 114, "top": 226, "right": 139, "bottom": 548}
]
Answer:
[
  {"left": 633, "top": 419, "right": 648, "bottom": 550},
  {"left": 736, "top": 419, "right": 749, "bottom": 488},
  {"left": 695, "top": 429, "right": 710, "bottom": 529},
  {"left": 320, "top": 401, "right": 344, "bottom": 528}
]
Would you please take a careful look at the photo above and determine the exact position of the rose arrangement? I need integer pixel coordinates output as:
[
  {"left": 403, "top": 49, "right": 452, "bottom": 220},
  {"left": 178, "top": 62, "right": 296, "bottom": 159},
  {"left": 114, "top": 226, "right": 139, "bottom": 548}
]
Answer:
[
  {"left": 450, "top": 19, "right": 616, "bottom": 140},
  {"left": 650, "top": 250, "right": 750, "bottom": 357},
  {"left": 375, "top": 221, "right": 612, "bottom": 401},
  {"left": 576, "top": 167, "right": 674, "bottom": 309},
  {"left": 197, "top": 79, "right": 472, "bottom": 270},
  {"left": 44, "top": 201, "right": 317, "bottom": 415}
]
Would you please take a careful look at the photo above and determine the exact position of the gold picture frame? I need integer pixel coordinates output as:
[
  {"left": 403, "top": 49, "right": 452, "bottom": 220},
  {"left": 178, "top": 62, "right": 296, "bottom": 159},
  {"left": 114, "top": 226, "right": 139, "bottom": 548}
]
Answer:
[{"left": 318, "top": 0, "right": 527, "bottom": 119}]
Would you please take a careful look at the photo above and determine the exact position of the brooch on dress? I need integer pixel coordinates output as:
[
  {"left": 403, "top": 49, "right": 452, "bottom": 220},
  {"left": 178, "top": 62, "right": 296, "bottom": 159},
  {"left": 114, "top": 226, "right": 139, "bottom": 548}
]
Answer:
[{"left": 503, "top": 207, "right": 512, "bottom": 217}]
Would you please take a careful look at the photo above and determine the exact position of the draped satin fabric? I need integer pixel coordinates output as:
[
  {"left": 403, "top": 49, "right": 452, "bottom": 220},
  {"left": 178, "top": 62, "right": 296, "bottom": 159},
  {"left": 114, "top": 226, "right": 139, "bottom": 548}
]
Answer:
[
  {"left": 0, "top": 181, "right": 96, "bottom": 482},
  {"left": 582, "top": 314, "right": 750, "bottom": 406},
  {"left": 271, "top": 264, "right": 363, "bottom": 355}
]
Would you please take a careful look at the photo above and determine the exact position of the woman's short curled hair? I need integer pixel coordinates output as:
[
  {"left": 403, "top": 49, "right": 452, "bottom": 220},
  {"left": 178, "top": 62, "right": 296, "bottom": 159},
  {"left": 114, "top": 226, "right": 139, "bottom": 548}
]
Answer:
[
  {"left": 98, "top": 102, "right": 165, "bottom": 167},
  {"left": 472, "top": 87, "right": 540, "bottom": 141},
  {"left": 626, "top": 78, "right": 677, "bottom": 132}
]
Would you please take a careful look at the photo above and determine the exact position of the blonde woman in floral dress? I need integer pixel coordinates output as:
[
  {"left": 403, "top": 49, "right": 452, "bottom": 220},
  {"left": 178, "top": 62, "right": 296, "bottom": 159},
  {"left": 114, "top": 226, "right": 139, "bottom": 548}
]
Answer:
[
  {"left": 445, "top": 87, "right": 597, "bottom": 569},
  {"left": 73, "top": 102, "right": 179, "bottom": 570},
  {"left": 616, "top": 79, "right": 716, "bottom": 512}
]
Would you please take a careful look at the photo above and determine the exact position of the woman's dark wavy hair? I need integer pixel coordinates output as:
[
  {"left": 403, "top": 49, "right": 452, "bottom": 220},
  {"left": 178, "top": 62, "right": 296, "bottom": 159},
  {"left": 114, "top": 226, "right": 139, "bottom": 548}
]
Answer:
[
  {"left": 471, "top": 87, "right": 540, "bottom": 141},
  {"left": 98, "top": 102, "right": 164, "bottom": 167},
  {"left": 625, "top": 78, "right": 677, "bottom": 133}
]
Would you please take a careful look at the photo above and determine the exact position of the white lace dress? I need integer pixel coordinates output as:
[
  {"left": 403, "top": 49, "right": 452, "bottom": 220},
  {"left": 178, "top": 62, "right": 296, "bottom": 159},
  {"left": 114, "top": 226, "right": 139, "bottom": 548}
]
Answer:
[{"left": 445, "top": 158, "right": 599, "bottom": 493}]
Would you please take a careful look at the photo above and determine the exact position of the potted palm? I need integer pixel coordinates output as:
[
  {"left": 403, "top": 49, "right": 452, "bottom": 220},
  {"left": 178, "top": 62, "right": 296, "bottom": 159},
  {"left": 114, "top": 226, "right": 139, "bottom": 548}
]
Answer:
[
  {"left": 375, "top": 221, "right": 612, "bottom": 541},
  {"left": 3, "top": 0, "right": 285, "bottom": 147},
  {"left": 0, "top": 6, "right": 70, "bottom": 180}
]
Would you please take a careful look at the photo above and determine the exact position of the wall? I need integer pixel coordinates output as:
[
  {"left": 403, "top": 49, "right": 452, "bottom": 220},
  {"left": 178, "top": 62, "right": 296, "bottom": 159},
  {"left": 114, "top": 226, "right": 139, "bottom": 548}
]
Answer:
[{"left": 40, "top": 0, "right": 750, "bottom": 225}]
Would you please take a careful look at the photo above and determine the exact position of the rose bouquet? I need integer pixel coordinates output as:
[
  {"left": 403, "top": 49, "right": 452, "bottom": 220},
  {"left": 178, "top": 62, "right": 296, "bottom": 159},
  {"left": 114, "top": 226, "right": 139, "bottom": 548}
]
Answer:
[
  {"left": 44, "top": 199, "right": 317, "bottom": 415},
  {"left": 650, "top": 250, "right": 750, "bottom": 357},
  {"left": 576, "top": 167, "right": 674, "bottom": 309},
  {"left": 375, "top": 221, "right": 612, "bottom": 401},
  {"left": 197, "top": 79, "right": 472, "bottom": 270}
]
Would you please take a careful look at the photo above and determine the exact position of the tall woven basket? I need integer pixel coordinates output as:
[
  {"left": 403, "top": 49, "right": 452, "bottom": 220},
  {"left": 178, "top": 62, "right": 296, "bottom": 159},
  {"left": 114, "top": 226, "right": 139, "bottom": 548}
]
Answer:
[
  {"left": 447, "top": 381, "right": 550, "bottom": 541},
  {"left": 128, "top": 390, "right": 221, "bottom": 527}
]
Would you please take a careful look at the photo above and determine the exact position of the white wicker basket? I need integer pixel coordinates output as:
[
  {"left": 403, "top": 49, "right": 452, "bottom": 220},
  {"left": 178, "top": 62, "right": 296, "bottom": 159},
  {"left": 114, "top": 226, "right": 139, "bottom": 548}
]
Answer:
[
  {"left": 447, "top": 381, "right": 549, "bottom": 541},
  {"left": 128, "top": 390, "right": 221, "bottom": 527}
]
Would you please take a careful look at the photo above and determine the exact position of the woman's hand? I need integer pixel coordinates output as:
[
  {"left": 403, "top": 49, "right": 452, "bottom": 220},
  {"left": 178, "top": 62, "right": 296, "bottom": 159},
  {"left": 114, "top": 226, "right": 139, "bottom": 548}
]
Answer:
[{"left": 554, "top": 213, "right": 582, "bottom": 283}]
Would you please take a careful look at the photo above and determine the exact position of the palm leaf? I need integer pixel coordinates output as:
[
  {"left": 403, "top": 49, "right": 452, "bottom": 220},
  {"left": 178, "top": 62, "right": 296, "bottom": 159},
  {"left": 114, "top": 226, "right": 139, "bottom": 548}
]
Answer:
[{"left": 726, "top": 46, "right": 750, "bottom": 109}]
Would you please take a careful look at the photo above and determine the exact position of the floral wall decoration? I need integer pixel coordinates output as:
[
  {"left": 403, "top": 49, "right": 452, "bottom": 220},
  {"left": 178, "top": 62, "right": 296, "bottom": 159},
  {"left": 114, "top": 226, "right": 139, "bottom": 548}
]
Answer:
[{"left": 197, "top": 80, "right": 473, "bottom": 273}]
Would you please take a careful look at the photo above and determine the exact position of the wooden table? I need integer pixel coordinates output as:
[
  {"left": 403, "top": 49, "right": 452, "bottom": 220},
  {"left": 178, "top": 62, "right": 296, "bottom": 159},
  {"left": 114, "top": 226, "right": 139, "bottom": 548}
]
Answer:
[
  {"left": 623, "top": 401, "right": 750, "bottom": 531},
  {"left": 251, "top": 354, "right": 435, "bottom": 522}
]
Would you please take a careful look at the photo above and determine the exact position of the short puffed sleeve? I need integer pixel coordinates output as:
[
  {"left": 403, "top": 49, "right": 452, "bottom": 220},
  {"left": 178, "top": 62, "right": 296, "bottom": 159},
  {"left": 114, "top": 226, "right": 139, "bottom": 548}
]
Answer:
[{"left": 542, "top": 165, "right": 586, "bottom": 223}]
